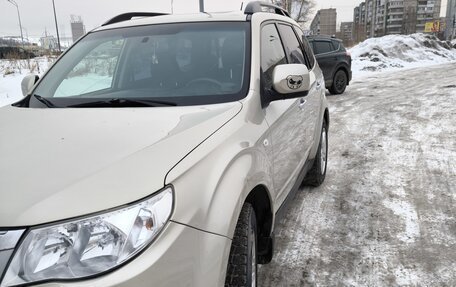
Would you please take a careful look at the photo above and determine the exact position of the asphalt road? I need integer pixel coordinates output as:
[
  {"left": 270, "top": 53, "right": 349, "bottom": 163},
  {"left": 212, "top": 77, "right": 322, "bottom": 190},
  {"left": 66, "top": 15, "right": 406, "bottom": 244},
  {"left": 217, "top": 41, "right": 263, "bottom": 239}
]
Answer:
[{"left": 258, "top": 63, "right": 456, "bottom": 287}]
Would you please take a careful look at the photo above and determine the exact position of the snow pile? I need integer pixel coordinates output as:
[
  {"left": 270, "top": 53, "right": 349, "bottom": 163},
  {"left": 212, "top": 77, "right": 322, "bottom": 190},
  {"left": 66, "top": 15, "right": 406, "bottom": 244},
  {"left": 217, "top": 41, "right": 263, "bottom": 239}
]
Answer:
[
  {"left": 350, "top": 33, "right": 456, "bottom": 76},
  {"left": 0, "top": 57, "right": 54, "bottom": 107}
]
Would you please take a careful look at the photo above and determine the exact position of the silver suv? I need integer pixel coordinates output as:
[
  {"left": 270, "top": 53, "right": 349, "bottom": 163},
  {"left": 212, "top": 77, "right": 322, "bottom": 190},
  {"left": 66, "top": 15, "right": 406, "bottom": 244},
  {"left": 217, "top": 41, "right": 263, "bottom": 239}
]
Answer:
[{"left": 0, "top": 2, "right": 329, "bottom": 286}]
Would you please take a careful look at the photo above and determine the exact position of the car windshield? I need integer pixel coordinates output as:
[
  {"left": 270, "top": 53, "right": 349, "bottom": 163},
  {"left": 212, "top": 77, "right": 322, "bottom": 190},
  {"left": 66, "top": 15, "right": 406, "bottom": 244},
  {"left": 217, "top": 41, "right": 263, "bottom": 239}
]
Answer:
[{"left": 28, "top": 22, "right": 250, "bottom": 108}]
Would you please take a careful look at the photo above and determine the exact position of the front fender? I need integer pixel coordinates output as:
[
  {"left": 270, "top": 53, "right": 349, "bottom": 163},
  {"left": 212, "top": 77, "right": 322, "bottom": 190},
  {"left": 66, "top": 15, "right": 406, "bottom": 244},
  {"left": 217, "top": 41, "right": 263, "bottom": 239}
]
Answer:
[
  {"left": 308, "top": 69, "right": 329, "bottom": 160},
  {"left": 164, "top": 104, "right": 274, "bottom": 239}
]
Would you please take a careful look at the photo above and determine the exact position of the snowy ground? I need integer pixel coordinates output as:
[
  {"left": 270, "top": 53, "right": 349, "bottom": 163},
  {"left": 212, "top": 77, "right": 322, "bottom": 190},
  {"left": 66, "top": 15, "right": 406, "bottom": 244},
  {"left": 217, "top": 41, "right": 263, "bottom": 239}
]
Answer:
[
  {"left": 350, "top": 34, "right": 456, "bottom": 77},
  {"left": 0, "top": 57, "right": 53, "bottom": 107},
  {"left": 259, "top": 62, "right": 456, "bottom": 286}
]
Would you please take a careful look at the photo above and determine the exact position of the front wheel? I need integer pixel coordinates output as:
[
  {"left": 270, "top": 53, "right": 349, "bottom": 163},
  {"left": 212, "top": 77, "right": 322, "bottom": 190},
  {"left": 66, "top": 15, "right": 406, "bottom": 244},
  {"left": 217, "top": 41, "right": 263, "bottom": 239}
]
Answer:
[
  {"left": 303, "top": 119, "right": 328, "bottom": 187},
  {"left": 329, "top": 70, "right": 347, "bottom": 95},
  {"left": 225, "top": 203, "right": 257, "bottom": 287}
]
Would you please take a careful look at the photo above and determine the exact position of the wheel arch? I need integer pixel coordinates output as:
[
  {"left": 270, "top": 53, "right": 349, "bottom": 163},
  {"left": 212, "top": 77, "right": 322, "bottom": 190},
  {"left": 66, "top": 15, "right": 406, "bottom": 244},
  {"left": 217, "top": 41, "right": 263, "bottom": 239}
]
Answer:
[
  {"left": 333, "top": 64, "right": 350, "bottom": 85},
  {"left": 244, "top": 184, "right": 274, "bottom": 264},
  {"left": 324, "top": 107, "right": 330, "bottom": 128},
  {"left": 309, "top": 103, "right": 330, "bottom": 161}
]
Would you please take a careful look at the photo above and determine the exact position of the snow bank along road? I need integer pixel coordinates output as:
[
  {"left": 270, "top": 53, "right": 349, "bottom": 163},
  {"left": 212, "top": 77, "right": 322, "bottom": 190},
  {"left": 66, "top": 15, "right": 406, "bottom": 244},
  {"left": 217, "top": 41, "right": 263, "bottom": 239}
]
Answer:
[{"left": 259, "top": 63, "right": 456, "bottom": 286}]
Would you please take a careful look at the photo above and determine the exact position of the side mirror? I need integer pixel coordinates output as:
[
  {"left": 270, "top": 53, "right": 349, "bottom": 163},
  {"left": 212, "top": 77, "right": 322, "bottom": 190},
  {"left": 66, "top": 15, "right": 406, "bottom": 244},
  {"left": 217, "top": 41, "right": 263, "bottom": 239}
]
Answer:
[
  {"left": 21, "top": 74, "right": 39, "bottom": 97},
  {"left": 272, "top": 64, "right": 311, "bottom": 94},
  {"left": 262, "top": 64, "right": 315, "bottom": 108}
]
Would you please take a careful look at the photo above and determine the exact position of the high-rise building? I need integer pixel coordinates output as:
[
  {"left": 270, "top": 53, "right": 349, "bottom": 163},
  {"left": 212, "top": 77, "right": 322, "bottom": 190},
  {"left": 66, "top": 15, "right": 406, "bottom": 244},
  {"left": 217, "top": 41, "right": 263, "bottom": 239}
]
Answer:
[
  {"left": 374, "top": 0, "right": 388, "bottom": 37},
  {"left": 415, "top": 0, "right": 441, "bottom": 33},
  {"left": 353, "top": 2, "right": 368, "bottom": 42},
  {"left": 386, "top": 0, "right": 406, "bottom": 34},
  {"left": 71, "top": 15, "right": 86, "bottom": 43},
  {"left": 310, "top": 8, "right": 337, "bottom": 36},
  {"left": 365, "top": 0, "right": 376, "bottom": 38},
  {"left": 340, "top": 22, "right": 354, "bottom": 46},
  {"left": 353, "top": 0, "right": 442, "bottom": 42},
  {"left": 446, "top": 0, "right": 456, "bottom": 39},
  {"left": 353, "top": 6, "right": 361, "bottom": 42}
]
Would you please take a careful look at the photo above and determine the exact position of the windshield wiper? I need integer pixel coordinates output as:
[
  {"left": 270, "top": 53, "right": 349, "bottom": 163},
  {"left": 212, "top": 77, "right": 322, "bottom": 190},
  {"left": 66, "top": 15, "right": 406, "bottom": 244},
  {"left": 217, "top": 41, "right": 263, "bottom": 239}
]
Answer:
[
  {"left": 67, "top": 98, "right": 178, "bottom": 108},
  {"left": 34, "top": 95, "right": 58, "bottom": 108}
]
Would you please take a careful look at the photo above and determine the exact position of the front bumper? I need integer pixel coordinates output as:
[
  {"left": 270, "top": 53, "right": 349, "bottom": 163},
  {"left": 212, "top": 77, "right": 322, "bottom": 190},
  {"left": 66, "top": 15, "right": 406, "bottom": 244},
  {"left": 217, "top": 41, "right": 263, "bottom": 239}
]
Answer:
[{"left": 1, "top": 222, "right": 231, "bottom": 287}]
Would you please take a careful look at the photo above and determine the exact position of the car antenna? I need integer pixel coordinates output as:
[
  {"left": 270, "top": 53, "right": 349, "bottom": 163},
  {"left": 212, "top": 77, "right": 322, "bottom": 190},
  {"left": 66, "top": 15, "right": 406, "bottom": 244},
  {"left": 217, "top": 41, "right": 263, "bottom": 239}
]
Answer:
[{"left": 240, "top": 2, "right": 244, "bottom": 11}]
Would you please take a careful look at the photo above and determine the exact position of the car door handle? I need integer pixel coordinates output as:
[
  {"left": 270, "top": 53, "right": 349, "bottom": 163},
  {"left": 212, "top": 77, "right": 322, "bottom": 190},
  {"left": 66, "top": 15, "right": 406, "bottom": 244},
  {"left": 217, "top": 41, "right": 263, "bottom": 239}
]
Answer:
[{"left": 299, "top": 98, "right": 307, "bottom": 109}]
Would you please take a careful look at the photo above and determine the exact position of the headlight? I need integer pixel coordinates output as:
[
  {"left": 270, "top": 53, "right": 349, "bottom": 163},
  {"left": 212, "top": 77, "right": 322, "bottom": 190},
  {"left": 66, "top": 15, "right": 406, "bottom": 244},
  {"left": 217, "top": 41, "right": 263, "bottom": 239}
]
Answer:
[{"left": 2, "top": 187, "right": 173, "bottom": 287}]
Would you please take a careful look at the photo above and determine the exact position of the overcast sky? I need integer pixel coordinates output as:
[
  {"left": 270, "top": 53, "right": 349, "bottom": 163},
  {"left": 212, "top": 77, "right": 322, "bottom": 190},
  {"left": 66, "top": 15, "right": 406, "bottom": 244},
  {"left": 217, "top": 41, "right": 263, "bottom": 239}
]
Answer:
[{"left": 0, "top": 0, "right": 448, "bottom": 40}]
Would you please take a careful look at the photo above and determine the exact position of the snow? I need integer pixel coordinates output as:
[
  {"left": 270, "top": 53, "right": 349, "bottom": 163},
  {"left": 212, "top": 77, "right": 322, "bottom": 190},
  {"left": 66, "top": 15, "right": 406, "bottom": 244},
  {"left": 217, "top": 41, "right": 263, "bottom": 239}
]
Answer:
[
  {"left": 0, "top": 57, "right": 54, "bottom": 107},
  {"left": 0, "top": 73, "right": 24, "bottom": 107},
  {"left": 349, "top": 33, "right": 456, "bottom": 77},
  {"left": 382, "top": 198, "right": 420, "bottom": 243}
]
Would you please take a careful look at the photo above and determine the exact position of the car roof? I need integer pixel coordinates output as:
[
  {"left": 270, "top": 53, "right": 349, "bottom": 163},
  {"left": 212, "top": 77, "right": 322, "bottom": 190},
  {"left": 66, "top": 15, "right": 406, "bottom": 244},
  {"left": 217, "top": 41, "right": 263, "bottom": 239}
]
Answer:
[
  {"left": 94, "top": 12, "right": 249, "bottom": 32},
  {"left": 307, "top": 35, "right": 341, "bottom": 40}
]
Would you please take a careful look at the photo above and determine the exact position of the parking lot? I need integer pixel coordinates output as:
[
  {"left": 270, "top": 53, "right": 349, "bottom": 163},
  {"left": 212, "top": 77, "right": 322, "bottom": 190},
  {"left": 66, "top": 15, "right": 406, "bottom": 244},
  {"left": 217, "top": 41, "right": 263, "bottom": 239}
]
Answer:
[{"left": 259, "top": 63, "right": 456, "bottom": 286}]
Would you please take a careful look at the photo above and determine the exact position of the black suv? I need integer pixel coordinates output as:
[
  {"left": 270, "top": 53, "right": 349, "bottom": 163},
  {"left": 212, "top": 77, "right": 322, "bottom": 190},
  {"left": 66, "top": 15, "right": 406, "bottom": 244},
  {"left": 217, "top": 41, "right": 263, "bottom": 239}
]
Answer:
[{"left": 307, "top": 36, "right": 352, "bottom": 94}]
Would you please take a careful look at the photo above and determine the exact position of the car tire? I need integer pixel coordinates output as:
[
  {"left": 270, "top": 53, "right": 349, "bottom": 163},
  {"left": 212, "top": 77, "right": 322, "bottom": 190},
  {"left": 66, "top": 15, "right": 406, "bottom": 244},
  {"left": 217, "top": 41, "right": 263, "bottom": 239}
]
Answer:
[
  {"left": 329, "top": 70, "right": 347, "bottom": 95},
  {"left": 303, "top": 120, "right": 328, "bottom": 187},
  {"left": 225, "top": 203, "right": 257, "bottom": 287}
]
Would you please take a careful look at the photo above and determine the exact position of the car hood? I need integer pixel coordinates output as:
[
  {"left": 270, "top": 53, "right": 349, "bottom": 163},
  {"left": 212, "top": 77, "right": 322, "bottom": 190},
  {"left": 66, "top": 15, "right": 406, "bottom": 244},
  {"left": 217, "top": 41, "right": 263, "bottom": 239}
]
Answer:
[{"left": 0, "top": 103, "right": 242, "bottom": 227}]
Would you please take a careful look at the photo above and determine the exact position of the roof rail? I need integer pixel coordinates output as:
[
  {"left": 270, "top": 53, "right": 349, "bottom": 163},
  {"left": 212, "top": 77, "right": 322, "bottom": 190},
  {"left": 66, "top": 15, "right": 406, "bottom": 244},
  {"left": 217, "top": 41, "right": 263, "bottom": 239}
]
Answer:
[
  {"left": 102, "top": 12, "right": 169, "bottom": 27},
  {"left": 244, "top": 1, "right": 291, "bottom": 18}
]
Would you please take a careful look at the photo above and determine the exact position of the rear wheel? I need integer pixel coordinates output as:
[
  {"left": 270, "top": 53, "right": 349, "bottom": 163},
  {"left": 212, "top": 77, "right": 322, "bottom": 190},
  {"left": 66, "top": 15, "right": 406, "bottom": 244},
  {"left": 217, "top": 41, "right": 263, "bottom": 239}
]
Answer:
[
  {"left": 329, "top": 70, "right": 347, "bottom": 95},
  {"left": 303, "top": 120, "right": 328, "bottom": 187},
  {"left": 225, "top": 203, "right": 257, "bottom": 287}
]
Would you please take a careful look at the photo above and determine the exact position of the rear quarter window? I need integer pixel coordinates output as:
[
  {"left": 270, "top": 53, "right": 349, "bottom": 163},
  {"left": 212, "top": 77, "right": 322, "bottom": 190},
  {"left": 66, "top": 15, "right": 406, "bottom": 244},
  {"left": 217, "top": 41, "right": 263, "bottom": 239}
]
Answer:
[{"left": 332, "top": 40, "right": 342, "bottom": 51}]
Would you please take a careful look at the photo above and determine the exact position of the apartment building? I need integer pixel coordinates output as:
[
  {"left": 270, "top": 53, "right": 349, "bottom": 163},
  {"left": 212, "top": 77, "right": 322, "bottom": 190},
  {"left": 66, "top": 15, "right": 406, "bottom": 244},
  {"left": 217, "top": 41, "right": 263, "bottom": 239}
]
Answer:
[
  {"left": 415, "top": 0, "right": 442, "bottom": 32},
  {"left": 353, "top": 0, "right": 441, "bottom": 41},
  {"left": 353, "top": 4, "right": 367, "bottom": 42},
  {"left": 386, "top": 0, "right": 407, "bottom": 34},
  {"left": 310, "top": 8, "right": 337, "bottom": 36},
  {"left": 446, "top": 0, "right": 456, "bottom": 39},
  {"left": 340, "top": 22, "right": 355, "bottom": 46},
  {"left": 365, "top": 0, "right": 375, "bottom": 38},
  {"left": 374, "top": 0, "right": 388, "bottom": 36}
]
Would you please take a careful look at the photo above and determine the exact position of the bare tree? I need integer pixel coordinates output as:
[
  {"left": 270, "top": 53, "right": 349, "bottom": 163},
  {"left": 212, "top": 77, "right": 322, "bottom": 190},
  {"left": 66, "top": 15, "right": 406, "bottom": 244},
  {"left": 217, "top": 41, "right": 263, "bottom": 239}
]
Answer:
[{"left": 274, "top": 0, "right": 316, "bottom": 24}]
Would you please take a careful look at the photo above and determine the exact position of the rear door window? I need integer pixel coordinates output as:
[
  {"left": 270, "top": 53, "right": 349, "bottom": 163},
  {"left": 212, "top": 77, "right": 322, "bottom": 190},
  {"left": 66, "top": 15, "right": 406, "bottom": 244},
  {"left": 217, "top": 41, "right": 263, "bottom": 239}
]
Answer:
[{"left": 312, "top": 41, "right": 334, "bottom": 55}]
